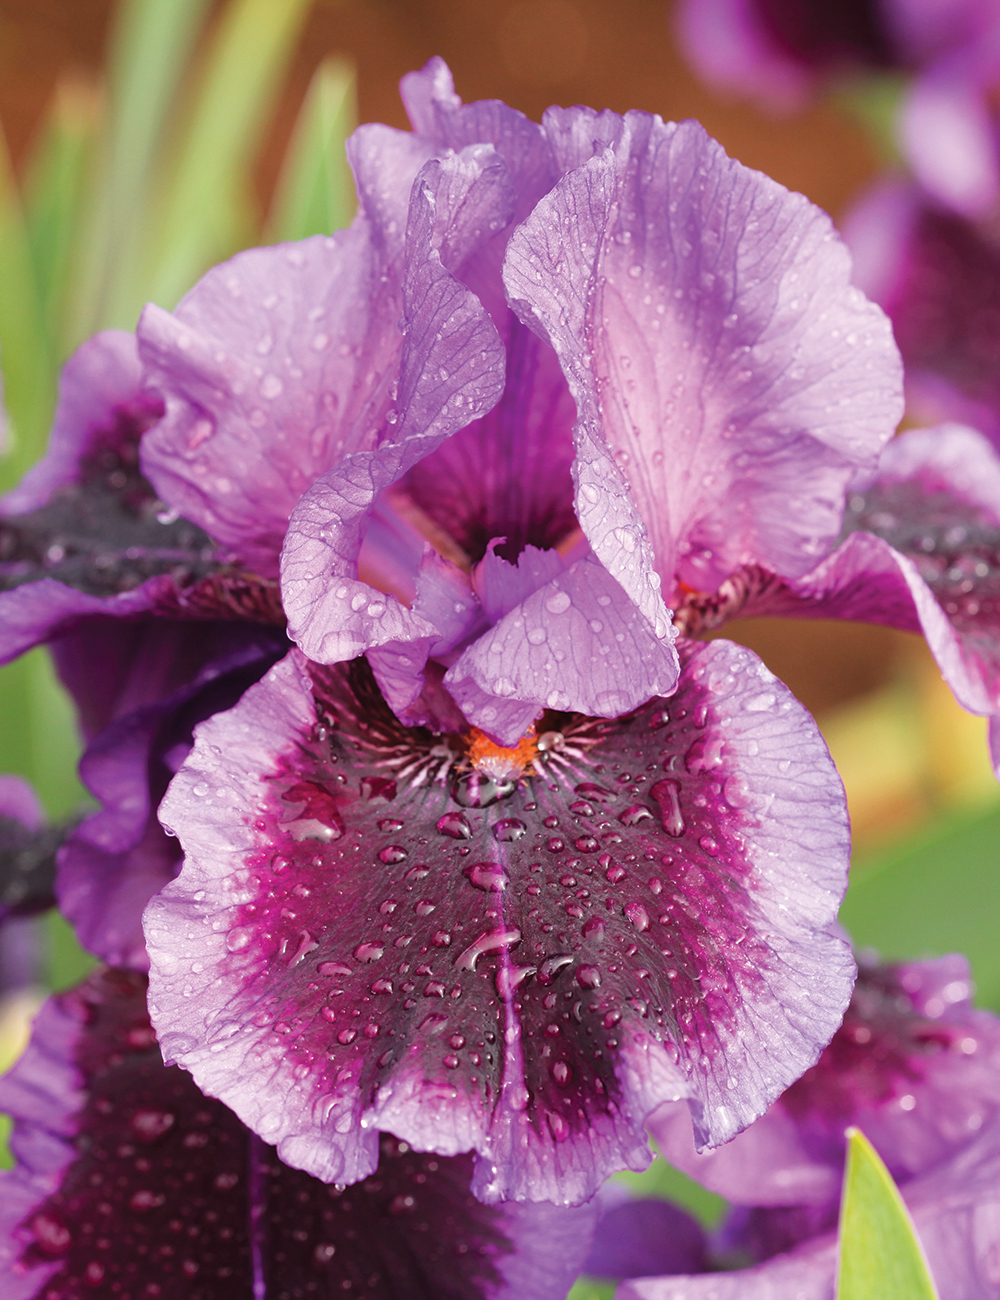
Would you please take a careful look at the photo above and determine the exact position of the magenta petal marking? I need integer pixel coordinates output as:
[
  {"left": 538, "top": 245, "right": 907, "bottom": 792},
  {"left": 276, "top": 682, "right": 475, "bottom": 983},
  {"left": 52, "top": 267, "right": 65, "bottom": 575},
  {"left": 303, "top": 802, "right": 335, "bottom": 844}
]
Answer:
[
  {"left": 446, "top": 556, "right": 680, "bottom": 745},
  {"left": 0, "top": 970, "right": 593, "bottom": 1300},
  {"left": 505, "top": 113, "right": 903, "bottom": 600},
  {"left": 145, "top": 638, "right": 851, "bottom": 1205},
  {"left": 283, "top": 147, "right": 511, "bottom": 664}
]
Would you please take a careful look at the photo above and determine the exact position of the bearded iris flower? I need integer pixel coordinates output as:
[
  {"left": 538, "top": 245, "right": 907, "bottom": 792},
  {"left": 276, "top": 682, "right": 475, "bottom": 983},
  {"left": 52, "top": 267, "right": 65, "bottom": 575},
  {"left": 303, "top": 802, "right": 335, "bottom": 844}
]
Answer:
[
  {"left": 0, "top": 53, "right": 941, "bottom": 1243},
  {"left": 122, "top": 61, "right": 907, "bottom": 1207}
]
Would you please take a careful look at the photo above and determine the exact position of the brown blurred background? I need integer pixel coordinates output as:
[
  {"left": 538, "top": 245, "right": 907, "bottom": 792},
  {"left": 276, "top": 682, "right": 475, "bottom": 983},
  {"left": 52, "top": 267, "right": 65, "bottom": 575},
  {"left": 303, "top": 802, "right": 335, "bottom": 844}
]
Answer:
[{"left": 0, "top": 0, "right": 993, "bottom": 846}]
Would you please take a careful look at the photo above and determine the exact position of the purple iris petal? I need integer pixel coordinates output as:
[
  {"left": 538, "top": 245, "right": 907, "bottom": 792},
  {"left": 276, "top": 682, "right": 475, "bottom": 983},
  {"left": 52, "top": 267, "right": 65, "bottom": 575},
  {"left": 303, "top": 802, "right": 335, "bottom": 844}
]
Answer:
[
  {"left": 616, "top": 1119, "right": 1000, "bottom": 1299},
  {"left": 446, "top": 556, "right": 681, "bottom": 745},
  {"left": 651, "top": 955, "right": 1000, "bottom": 1253},
  {"left": 58, "top": 625, "right": 286, "bottom": 968},
  {"left": 0, "top": 329, "right": 280, "bottom": 668},
  {"left": 281, "top": 145, "right": 511, "bottom": 665},
  {"left": 505, "top": 110, "right": 903, "bottom": 607},
  {"left": 0, "top": 969, "right": 595, "bottom": 1300},
  {"left": 144, "top": 635, "right": 851, "bottom": 1205},
  {"left": 845, "top": 180, "right": 1000, "bottom": 445},
  {"left": 0, "top": 778, "right": 65, "bottom": 923},
  {"left": 584, "top": 1195, "right": 708, "bottom": 1279},
  {"left": 136, "top": 123, "right": 441, "bottom": 580}
]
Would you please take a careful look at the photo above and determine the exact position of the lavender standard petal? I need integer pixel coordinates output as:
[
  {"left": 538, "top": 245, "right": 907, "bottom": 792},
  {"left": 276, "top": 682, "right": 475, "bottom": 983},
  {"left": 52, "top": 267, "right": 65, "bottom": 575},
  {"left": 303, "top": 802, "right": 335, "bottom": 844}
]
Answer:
[
  {"left": 145, "top": 638, "right": 851, "bottom": 1205},
  {"left": 282, "top": 146, "right": 510, "bottom": 664},
  {"left": 446, "top": 556, "right": 680, "bottom": 744},
  {"left": 506, "top": 112, "right": 903, "bottom": 598}
]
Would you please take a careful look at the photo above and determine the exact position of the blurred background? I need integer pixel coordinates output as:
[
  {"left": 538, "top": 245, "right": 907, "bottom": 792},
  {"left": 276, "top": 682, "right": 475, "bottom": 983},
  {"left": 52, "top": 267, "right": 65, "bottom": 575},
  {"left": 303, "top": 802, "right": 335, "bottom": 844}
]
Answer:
[{"left": 0, "top": 0, "right": 996, "bottom": 1085}]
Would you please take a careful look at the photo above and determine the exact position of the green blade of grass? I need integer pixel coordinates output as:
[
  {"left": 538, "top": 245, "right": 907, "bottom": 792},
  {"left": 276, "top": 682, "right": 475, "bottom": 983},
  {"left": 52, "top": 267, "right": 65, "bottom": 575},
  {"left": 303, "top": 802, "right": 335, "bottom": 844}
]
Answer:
[
  {"left": 268, "top": 57, "right": 356, "bottom": 243},
  {"left": 837, "top": 1128, "right": 939, "bottom": 1300},
  {"left": 64, "top": 0, "right": 211, "bottom": 346},
  {"left": 23, "top": 77, "right": 102, "bottom": 345},
  {"left": 142, "top": 0, "right": 314, "bottom": 314},
  {"left": 0, "top": 128, "right": 55, "bottom": 492}
]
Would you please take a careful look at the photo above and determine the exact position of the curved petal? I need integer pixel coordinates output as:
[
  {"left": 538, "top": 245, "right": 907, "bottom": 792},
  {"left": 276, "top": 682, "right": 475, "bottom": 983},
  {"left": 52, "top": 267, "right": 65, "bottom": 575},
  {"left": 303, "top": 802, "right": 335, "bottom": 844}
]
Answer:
[
  {"left": 617, "top": 1116, "right": 1000, "bottom": 1299},
  {"left": 583, "top": 1196, "right": 708, "bottom": 1278},
  {"left": 446, "top": 555, "right": 679, "bottom": 744},
  {"left": 0, "top": 969, "right": 595, "bottom": 1300},
  {"left": 138, "top": 123, "right": 442, "bottom": 580},
  {"left": 282, "top": 146, "right": 511, "bottom": 663},
  {"left": 899, "top": 62, "right": 1000, "bottom": 221},
  {"left": 505, "top": 113, "right": 903, "bottom": 601},
  {"left": 651, "top": 956, "right": 1000, "bottom": 1216},
  {"left": 145, "top": 638, "right": 851, "bottom": 1205},
  {"left": 674, "top": 0, "right": 814, "bottom": 110}
]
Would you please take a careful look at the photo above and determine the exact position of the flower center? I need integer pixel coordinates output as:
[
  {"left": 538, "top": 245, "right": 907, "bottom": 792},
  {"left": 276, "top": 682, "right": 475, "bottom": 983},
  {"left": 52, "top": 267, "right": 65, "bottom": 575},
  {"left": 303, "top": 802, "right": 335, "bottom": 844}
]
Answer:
[{"left": 466, "top": 725, "right": 538, "bottom": 781}]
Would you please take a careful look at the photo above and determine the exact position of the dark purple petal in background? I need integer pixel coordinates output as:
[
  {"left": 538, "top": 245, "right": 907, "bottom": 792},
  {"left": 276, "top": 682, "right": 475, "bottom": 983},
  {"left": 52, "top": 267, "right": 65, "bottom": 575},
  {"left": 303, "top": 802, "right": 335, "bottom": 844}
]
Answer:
[
  {"left": 846, "top": 180, "right": 1000, "bottom": 446},
  {"left": 56, "top": 623, "right": 287, "bottom": 967},
  {"left": 651, "top": 955, "right": 1000, "bottom": 1267},
  {"left": 145, "top": 636, "right": 851, "bottom": 1205},
  {"left": 583, "top": 1196, "right": 708, "bottom": 1279},
  {"left": 0, "top": 969, "right": 593, "bottom": 1300},
  {"left": 0, "top": 778, "right": 67, "bottom": 923}
]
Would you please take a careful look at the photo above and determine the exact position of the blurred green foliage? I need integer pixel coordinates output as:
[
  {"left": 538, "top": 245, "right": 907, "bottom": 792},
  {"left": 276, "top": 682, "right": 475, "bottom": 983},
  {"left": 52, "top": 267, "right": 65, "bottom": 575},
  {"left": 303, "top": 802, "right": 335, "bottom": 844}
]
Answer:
[
  {"left": 0, "top": 0, "right": 355, "bottom": 826},
  {"left": 843, "top": 801, "right": 1000, "bottom": 1011}
]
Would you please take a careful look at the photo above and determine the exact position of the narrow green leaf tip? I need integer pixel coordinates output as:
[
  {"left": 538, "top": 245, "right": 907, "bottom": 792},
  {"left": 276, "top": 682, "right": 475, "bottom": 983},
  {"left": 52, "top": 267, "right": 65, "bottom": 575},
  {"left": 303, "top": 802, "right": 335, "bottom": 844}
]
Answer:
[{"left": 837, "top": 1127, "right": 940, "bottom": 1300}]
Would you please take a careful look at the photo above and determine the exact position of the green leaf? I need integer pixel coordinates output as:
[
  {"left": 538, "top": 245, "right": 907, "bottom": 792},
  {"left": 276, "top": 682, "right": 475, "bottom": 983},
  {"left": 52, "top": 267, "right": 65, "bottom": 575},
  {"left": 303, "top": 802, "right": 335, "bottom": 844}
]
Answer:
[
  {"left": 841, "top": 801, "right": 1000, "bottom": 1011},
  {"left": 268, "top": 58, "right": 357, "bottom": 243},
  {"left": 0, "top": 649, "right": 85, "bottom": 819},
  {"left": 23, "top": 77, "right": 102, "bottom": 346},
  {"left": 837, "top": 1128, "right": 939, "bottom": 1300},
  {"left": 64, "top": 0, "right": 211, "bottom": 345},
  {"left": 0, "top": 127, "right": 55, "bottom": 492},
  {"left": 142, "top": 0, "right": 314, "bottom": 314},
  {"left": 567, "top": 1280, "right": 616, "bottom": 1300}
]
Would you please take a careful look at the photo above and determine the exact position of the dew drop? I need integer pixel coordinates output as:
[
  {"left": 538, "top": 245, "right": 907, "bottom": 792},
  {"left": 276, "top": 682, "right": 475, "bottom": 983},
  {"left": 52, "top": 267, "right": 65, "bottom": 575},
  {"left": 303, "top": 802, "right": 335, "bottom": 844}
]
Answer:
[
  {"left": 547, "top": 1110, "right": 570, "bottom": 1141},
  {"left": 551, "top": 1061, "right": 573, "bottom": 1085},
  {"left": 493, "top": 817, "right": 527, "bottom": 842},
  {"left": 576, "top": 965, "right": 601, "bottom": 989},
  {"left": 354, "top": 942, "right": 384, "bottom": 962},
  {"left": 379, "top": 845, "right": 408, "bottom": 864},
  {"left": 650, "top": 779, "right": 685, "bottom": 836},
  {"left": 465, "top": 862, "right": 509, "bottom": 892},
  {"left": 437, "top": 811, "right": 473, "bottom": 839},
  {"left": 452, "top": 771, "right": 516, "bottom": 808},
  {"left": 226, "top": 926, "right": 254, "bottom": 953},
  {"left": 618, "top": 803, "right": 653, "bottom": 827},
  {"left": 537, "top": 953, "right": 574, "bottom": 985},
  {"left": 625, "top": 901, "right": 650, "bottom": 931}
]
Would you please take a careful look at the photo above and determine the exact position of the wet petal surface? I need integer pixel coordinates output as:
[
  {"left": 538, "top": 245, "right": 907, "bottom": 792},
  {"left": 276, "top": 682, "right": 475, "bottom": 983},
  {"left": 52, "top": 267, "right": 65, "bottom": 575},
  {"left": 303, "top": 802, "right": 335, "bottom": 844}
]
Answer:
[
  {"left": 146, "top": 638, "right": 852, "bottom": 1205},
  {"left": 0, "top": 969, "right": 592, "bottom": 1300}
]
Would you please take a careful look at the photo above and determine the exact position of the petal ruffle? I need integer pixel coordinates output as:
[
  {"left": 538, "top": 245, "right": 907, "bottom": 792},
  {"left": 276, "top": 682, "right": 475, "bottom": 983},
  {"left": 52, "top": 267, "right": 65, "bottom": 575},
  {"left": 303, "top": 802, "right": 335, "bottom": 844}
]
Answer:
[
  {"left": 505, "top": 112, "right": 903, "bottom": 600},
  {"left": 0, "top": 969, "right": 594, "bottom": 1300},
  {"left": 145, "top": 638, "right": 851, "bottom": 1205},
  {"left": 650, "top": 956, "right": 1000, "bottom": 1218},
  {"left": 282, "top": 146, "right": 510, "bottom": 662}
]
